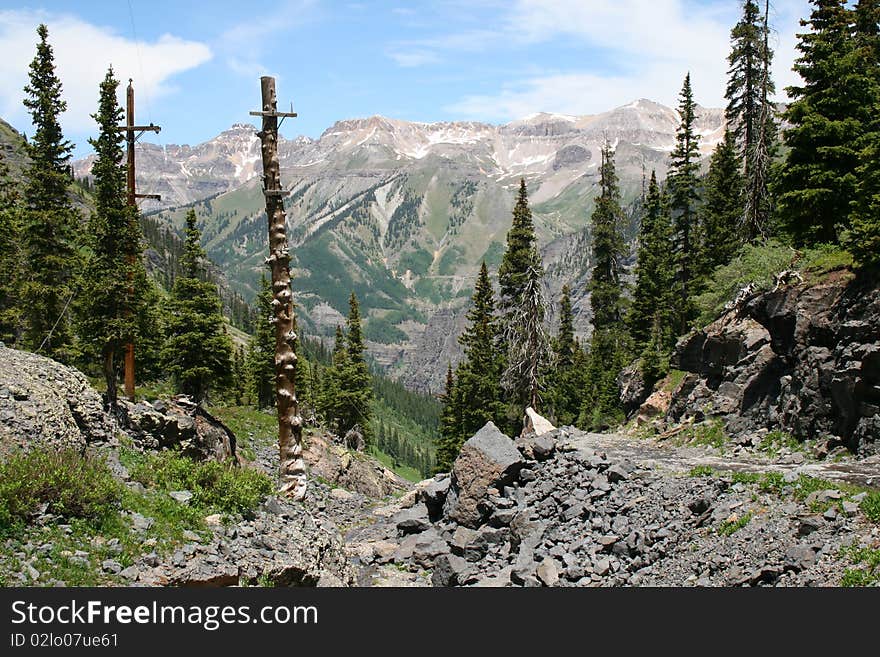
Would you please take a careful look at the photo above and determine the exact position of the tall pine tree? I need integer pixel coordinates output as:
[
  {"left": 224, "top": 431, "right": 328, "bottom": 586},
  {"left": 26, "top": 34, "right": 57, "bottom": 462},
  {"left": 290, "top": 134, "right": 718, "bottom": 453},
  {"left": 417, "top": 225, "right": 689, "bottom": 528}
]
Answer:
[
  {"left": 580, "top": 143, "right": 630, "bottom": 430},
  {"left": 668, "top": 73, "right": 703, "bottom": 334},
  {"left": 334, "top": 293, "right": 374, "bottom": 444},
  {"left": 629, "top": 171, "right": 675, "bottom": 353},
  {"left": 161, "top": 210, "right": 233, "bottom": 402},
  {"left": 246, "top": 274, "right": 276, "bottom": 408},
  {"left": 847, "top": 0, "right": 880, "bottom": 267},
  {"left": 547, "top": 284, "right": 583, "bottom": 426},
  {"left": 775, "top": 0, "right": 869, "bottom": 245},
  {"left": 0, "top": 149, "right": 23, "bottom": 344},
  {"left": 498, "top": 179, "right": 541, "bottom": 317},
  {"left": 77, "top": 67, "right": 150, "bottom": 406},
  {"left": 435, "top": 364, "right": 461, "bottom": 473},
  {"left": 497, "top": 179, "right": 544, "bottom": 431},
  {"left": 726, "top": 0, "right": 776, "bottom": 240},
  {"left": 700, "top": 130, "right": 745, "bottom": 275},
  {"left": 20, "top": 24, "right": 78, "bottom": 360}
]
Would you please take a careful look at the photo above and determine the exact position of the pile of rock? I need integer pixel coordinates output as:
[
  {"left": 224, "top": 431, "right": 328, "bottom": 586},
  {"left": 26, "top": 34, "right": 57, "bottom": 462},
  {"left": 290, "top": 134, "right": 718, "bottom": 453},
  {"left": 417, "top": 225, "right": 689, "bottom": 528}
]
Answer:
[
  {"left": 346, "top": 420, "right": 877, "bottom": 587},
  {"left": 133, "top": 494, "right": 355, "bottom": 587}
]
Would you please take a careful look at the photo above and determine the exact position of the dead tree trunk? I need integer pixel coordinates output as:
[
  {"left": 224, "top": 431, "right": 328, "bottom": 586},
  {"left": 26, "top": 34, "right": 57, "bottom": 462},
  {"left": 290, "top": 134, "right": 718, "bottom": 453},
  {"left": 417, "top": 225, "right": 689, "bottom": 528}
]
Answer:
[{"left": 254, "top": 76, "right": 306, "bottom": 500}]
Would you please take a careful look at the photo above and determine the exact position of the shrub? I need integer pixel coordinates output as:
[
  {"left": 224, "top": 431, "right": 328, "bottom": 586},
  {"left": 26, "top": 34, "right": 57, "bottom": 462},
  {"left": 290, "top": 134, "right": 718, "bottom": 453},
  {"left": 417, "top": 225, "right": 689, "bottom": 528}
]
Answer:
[
  {"left": 129, "top": 450, "right": 272, "bottom": 516},
  {"left": 861, "top": 492, "right": 880, "bottom": 524},
  {"left": 693, "top": 240, "right": 793, "bottom": 325},
  {"left": 0, "top": 449, "right": 121, "bottom": 531}
]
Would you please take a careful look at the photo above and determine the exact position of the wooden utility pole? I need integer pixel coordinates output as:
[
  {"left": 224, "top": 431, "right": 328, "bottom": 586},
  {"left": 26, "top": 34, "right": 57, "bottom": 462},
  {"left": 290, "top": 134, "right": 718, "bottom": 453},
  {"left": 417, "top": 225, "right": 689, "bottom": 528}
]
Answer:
[
  {"left": 115, "top": 79, "right": 160, "bottom": 401},
  {"left": 250, "top": 76, "right": 307, "bottom": 500}
]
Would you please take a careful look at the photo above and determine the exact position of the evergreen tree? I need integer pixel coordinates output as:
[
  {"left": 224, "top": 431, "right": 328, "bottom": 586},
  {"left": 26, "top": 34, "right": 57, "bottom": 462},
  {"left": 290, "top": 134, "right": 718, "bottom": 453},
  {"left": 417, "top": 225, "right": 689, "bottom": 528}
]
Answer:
[
  {"left": 668, "top": 73, "right": 703, "bottom": 333},
  {"left": 580, "top": 144, "right": 630, "bottom": 430},
  {"left": 629, "top": 171, "right": 676, "bottom": 353},
  {"left": 246, "top": 274, "right": 275, "bottom": 408},
  {"left": 548, "top": 285, "right": 581, "bottom": 425},
  {"left": 435, "top": 364, "right": 461, "bottom": 473},
  {"left": 847, "top": 0, "right": 880, "bottom": 267},
  {"left": 458, "top": 262, "right": 505, "bottom": 436},
  {"left": 0, "top": 150, "right": 23, "bottom": 344},
  {"left": 334, "top": 293, "right": 374, "bottom": 444},
  {"left": 726, "top": 0, "right": 777, "bottom": 240},
  {"left": 700, "top": 130, "right": 745, "bottom": 274},
  {"left": 726, "top": 1, "right": 774, "bottom": 164},
  {"left": 161, "top": 210, "right": 233, "bottom": 402},
  {"left": 77, "top": 67, "right": 149, "bottom": 406},
  {"left": 775, "top": 0, "right": 869, "bottom": 245},
  {"left": 318, "top": 325, "right": 347, "bottom": 425},
  {"left": 589, "top": 143, "right": 628, "bottom": 332},
  {"left": 20, "top": 24, "right": 78, "bottom": 359},
  {"left": 498, "top": 179, "right": 541, "bottom": 317},
  {"left": 497, "top": 180, "right": 544, "bottom": 431}
]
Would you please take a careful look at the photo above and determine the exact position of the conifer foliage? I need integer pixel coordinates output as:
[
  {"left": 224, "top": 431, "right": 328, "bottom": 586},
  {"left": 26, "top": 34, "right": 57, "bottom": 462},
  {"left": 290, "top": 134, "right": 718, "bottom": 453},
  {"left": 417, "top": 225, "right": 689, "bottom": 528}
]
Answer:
[
  {"left": 580, "top": 144, "right": 630, "bottom": 430},
  {"left": 161, "top": 210, "right": 233, "bottom": 402},
  {"left": 246, "top": 274, "right": 276, "bottom": 408},
  {"left": 20, "top": 24, "right": 78, "bottom": 360},
  {"left": 0, "top": 151, "right": 22, "bottom": 344},
  {"left": 776, "top": 0, "right": 870, "bottom": 245},
  {"left": 77, "top": 67, "right": 150, "bottom": 406},
  {"left": 630, "top": 171, "right": 675, "bottom": 356},
  {"left": 847, "top": 0, "right": 880, "bottom": 267},
  {"left": 726, "top": 0, "right": 776, "bottom": 239},
  {"left": 700, "top": 130, "right": 745, "bottom": 275},
  {"left": 667, "top": 73, "right": 703, "bottom": 334}
]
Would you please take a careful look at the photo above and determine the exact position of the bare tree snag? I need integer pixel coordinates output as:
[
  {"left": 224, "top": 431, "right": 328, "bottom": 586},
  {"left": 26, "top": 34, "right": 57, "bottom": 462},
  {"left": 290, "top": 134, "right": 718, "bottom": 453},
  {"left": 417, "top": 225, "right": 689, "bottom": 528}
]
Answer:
[{"left": 253, "top": 76, "right": 306, "bottom": 500}]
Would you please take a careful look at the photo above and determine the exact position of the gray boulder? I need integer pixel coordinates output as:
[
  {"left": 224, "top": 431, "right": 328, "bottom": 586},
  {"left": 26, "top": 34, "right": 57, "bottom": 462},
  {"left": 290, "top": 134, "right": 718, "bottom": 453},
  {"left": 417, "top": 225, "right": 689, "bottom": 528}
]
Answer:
[
  {"left": 120, "top": 396, "right": 238, "bottom": 462},
  {"left": 0, "top": 345, "right": 115, "bottom": 457},
  {"left": 443, "top": 422, "right": 525, "bottom": 528}
]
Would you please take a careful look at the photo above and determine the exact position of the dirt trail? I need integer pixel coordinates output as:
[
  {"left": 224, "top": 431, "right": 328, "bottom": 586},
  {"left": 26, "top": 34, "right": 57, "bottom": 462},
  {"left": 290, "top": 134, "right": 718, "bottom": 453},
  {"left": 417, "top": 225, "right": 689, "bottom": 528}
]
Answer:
[{"left": 561, "top": 432, "right": 880, "bottom": 488}]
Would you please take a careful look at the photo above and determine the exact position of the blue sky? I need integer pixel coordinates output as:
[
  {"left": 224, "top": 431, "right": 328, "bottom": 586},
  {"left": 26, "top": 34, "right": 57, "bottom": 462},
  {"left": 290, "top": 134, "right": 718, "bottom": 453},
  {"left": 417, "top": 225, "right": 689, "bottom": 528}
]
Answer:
[{"left": 0, "top": 0, "right": 810, "bottom": 156}]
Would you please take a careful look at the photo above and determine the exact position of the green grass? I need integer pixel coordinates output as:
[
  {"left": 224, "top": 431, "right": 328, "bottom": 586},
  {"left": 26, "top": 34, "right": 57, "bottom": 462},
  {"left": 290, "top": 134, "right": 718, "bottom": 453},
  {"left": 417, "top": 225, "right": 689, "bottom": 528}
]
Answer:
[
  {"left": 839, "top": 543, "right": 880, "bottom": 587},
  {"left": 860, "top": 492, "right": 880, "bottom": 523},
  {"left": 757, "top": 430, "right": 804, "bottom": 458},
  {"left": 662, "top": 369, "right": 687, "bottom": 393},
  {"left": 0, "top": 449, "right": 122, "bottom": 532},
  {"left": 798, "top": 243, "right": 854, "bottom": 283},
  {"left": 0, "top": 443, "right": 274, "bottom": 586},
  {"left": 694, "top": 240, "right": 794, "bottom": 325},
  {"left": 694, "top": 241, "right": 855, "bottom": 325},
  {"left": 717, "top": 512, "right": 753, "bottom": 536},
  {"left": 688, "top": 467, "right": 878, "bottom": 519},
  {"left": 370, "top": 448, "right": 422, "bottom": 483},
  {"left": 124, "top": 448, "right": 273, "bottom": 517},
  {"left": 0, "top": 444, "right": 271, "bottom": 586},
  {"left": 679, "top": 419, "right": 727, "bottom": 450},
  {"left": 209, "top": 405, "right": 278, "bottom": 460}
]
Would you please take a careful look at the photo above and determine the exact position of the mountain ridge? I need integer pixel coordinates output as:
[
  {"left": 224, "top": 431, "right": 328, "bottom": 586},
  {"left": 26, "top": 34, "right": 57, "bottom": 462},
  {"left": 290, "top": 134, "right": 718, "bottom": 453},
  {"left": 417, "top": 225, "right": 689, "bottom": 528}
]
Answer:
[{"left": 66, "top": 98, "right": 727, "bottom": 393}]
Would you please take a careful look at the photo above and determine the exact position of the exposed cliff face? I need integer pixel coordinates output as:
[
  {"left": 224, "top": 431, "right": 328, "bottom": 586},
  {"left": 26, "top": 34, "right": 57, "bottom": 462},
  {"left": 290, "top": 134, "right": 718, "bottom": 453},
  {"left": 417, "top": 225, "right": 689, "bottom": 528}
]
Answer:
[{"left": 669, "top": 270, "right": 880, "bottom": 455}]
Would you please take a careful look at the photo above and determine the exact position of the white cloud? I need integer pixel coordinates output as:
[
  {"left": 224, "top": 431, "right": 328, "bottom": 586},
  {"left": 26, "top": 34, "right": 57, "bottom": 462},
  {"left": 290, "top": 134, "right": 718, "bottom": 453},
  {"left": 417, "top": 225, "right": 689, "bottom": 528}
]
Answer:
[
  {"left": 387, "top": 49, "right": 440, "bottom": 67},
  {"left": 0, "top": 9, "right": 212, "bottom": 133},
  {"left": 438, "top": 0, "right": 812, "bottom": 121},
  {"left": 217, "top": 0, "right": 317, "bottom": 79}
]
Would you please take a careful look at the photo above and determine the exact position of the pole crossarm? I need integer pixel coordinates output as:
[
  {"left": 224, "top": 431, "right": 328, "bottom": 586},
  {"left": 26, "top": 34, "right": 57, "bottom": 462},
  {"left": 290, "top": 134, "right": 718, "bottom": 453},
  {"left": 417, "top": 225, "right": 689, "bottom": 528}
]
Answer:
[{"left": 249, "top": 111, "right": 298, "bottom": 118}]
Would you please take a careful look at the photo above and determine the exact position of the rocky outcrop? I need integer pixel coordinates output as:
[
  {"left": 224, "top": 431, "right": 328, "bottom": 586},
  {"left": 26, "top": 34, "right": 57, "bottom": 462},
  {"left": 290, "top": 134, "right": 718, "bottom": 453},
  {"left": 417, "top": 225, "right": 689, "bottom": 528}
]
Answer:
[
  {"left": 135, "top": 495, "right": 355, "bottom": 587},
  {"left": 303, "top": 432, "right": 409, "bottom": 498},
  {"left": 120, "top": 396, "right": 238, "bottom": 462},
  {"left": 443, "top": 422, "right": 525, "bottom": 528},
  {"left": 0, "top": 345, "right": 116, "bottom": 457},
  {"left": 669, "top": 271, "right": 880, "bottom": 455}
]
